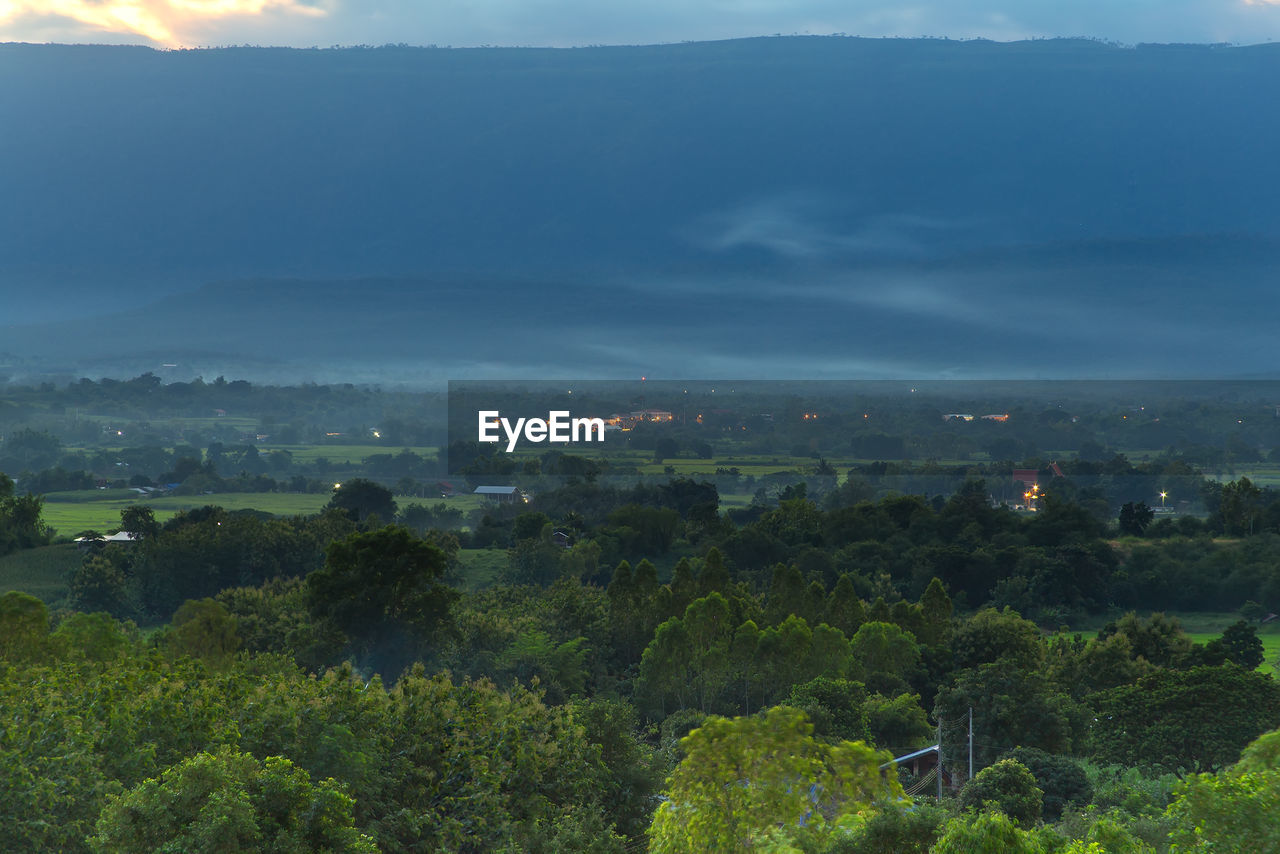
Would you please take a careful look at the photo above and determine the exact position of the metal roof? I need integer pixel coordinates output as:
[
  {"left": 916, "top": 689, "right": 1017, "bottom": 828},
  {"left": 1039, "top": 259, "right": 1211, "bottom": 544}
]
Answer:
[{"left": 880, "top": 744, "right": 940, "bottom": 770}]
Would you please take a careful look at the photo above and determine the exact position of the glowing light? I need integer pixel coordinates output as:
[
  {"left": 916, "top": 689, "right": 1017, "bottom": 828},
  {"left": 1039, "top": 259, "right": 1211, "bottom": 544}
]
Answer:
[{"left": 1, "top": 0, "right": 325, "bottom": 47}]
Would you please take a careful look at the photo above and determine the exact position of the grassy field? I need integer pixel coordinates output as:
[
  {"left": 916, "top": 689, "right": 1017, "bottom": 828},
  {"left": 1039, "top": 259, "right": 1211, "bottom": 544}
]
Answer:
[
  {"left": 71, "top": 415, "right": 260, "bottom": 430},
  {"left": 39, "top": 491, "right": 333, "bottom": 533},
  {"left": 455, "top": 548, "right": 508, "bottom": 589},
  {"left": 1207, "top": 465, "right": 1280, "bottom": 489},
  {"left": 0, "top": 543, "right": 79, "bottom": 604},
  {"left": 260, "top": 444, "right": 438, "bottom": 464},
  {"left": 1072, "top": 611, "right": 1280, "bottom": 675},
  {"left": 0, "top": 543, "right": 514, "bottom": 605},
  {"left": 633, "top": 458, "right": 817, "bottom": 477},
  {"left": 1176, "top": 612, "right": 1280, "bottom": 674}
]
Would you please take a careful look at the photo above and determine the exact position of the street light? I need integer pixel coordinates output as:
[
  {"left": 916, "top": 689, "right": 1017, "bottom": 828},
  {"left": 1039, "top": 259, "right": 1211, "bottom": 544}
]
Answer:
[{"left": 1159, "top": 491, "right": 1168, "bottom": 508}]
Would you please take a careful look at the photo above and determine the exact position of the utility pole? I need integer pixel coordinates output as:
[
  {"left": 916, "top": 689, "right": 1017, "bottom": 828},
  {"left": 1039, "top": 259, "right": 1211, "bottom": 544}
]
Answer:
[
  {"left": 968, "top": 707, "right": 974, "bottom": 782},
  {"left": 937, "top": 715, "right": 943, "bottom": 801}
]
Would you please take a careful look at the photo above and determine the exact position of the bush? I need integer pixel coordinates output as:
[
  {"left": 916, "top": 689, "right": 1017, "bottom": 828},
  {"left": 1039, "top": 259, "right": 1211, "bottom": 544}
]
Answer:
[
  {"left": 960, "top": 758, "right": 1044, "bottom": 829},
  {"left": 1004, "top": 746, "right": 1092, "bottom": 821},
  {"left": 822, "top": 802, "right": 947, "bottom": 853}
]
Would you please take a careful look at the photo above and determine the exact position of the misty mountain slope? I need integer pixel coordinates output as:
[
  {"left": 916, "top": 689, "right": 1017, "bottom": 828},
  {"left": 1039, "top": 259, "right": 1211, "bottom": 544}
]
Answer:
[
  {"left": 2, "top": 39, "right": 1279, "bottom": 283},
  {"left": 4, "top": 235, "right": 1277, "bottom": 381},
  {"left": 2, "top": 37, "right": 1279, "bottom": 379}
]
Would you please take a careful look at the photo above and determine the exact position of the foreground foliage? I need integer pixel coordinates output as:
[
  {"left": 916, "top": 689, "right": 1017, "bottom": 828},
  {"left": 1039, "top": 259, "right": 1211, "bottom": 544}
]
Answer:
[{"left": 649, "top": 706, "right": 900, "bottom": 853}]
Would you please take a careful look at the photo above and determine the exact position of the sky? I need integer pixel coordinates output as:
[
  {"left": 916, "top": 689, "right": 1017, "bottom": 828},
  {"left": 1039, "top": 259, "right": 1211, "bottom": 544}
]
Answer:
[{"left": 3, "top": 0, "right": 1280, "bottom": 49}]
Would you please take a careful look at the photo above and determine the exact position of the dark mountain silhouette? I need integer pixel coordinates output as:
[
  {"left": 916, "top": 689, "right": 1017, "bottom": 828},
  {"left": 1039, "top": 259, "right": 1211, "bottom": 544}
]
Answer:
[{"left": 2, "top": 37, "right": 1278, "bottom": 380}]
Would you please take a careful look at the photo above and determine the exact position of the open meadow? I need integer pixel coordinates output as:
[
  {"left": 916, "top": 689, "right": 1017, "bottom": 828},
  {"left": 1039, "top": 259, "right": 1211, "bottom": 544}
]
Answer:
[
  {"left": 0, "top": 543, "right": 79, "bottom": 605},
  {"left": 39, "top": 490, "right": 333, "bottom": 534}
]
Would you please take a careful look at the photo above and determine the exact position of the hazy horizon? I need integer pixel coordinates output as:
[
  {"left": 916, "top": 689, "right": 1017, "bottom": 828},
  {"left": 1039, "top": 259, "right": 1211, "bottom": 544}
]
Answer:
[{"left": 3, "top": 37, "right": 1279, "bottom": 385}]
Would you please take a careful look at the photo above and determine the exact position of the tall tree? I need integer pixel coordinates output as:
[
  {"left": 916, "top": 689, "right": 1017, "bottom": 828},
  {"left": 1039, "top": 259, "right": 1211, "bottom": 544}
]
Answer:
[
  {"left": 327, "top": 478, "right": 397, "bottom": 525},
  {"left": 306, "top": 525, "right": 456, "bottom": 677},
  {"left": 648, "top": 706, "right": 897, "bottom": 854},
  {"left": 89, "top": 748, "right": 376, "bottom": 853},
  {"left": 1165, "top": 728, "right": 1280, "bottom": 853},
  {"left": 1091, "top": 665, "right": 1280, "bottom": 774}
]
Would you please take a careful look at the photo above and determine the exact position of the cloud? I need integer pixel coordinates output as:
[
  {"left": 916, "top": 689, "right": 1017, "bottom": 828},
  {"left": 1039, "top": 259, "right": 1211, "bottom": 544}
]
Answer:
[
  {"left": 0, "top": 0, "right": 325, "bottom": 47},
  {"left": 692, "top": 195, "right": 972, "bottom": 261},
  {"left": 5, "top": 0, "right": 1280, "bottom": 47}
]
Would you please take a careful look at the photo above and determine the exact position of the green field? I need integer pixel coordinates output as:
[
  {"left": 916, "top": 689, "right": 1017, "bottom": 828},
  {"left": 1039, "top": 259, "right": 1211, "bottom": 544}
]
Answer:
[
  {"left": 1177, "top": 612, "right": 1280, "bottom": 674},
  {"left": 0, "top": 543, "right": 515, "bottom": 605},
  {"left": 1207, "top": 464, "right": 1280, "bottom": 489},
  {"left": 455, "top": 548, "right": 508, "bottom": 589},
  {"left": 1073, "top": 611, "right": 1280, "bottom": 675},
  {"left": 260, "top": 444, "right": 438, "bottom": 464},
  {"left": 0, "top": 543, "right": 79, "bottom": 604},
  {"left": 1184, "top": 631, "right": 1280, "bottom": 674},
  {"left": 39, "top": 490, "right": 333, "bottom": 534}
]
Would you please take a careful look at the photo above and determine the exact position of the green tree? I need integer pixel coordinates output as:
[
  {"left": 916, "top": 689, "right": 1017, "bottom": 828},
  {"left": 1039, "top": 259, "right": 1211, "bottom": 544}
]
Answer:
[
  {"left": 118, "top": 504, "right": 160, "bottom": 540},
  {"left": 89, "top": 747, "right": 376, "bottom": 853},
  {"left": 917, "top": 576, "right": 953, "bottom": 647},
  {"left": 825, "top": 574, "right": 868, "bottom": 638},
  {"left": 0, "top": 492, "right": 53, "bottom": 555},
  {"left": 50, "top": 611, "right": 138, "bottom": 662},
  {"left": 638, "top": 594, "right": 736, "bottom": 715},
  {"left": 1069, "top": 816, "right": 1157, "bottom": 854},
  {"left": 951, "top": 607, "right": 1044, "bottom": 670},
  {"left": 1217, "top": 620, "right": 1264, "bottom": 670},
  {"left": 69, "top": 555, "right": 133, "bottom": 618},
  {"left": 785, "top": 677, "right": 870, "bottom": 742},
  {"left": 504, "top": 537, "right": 564, "bottom": 586},
  {"left": 830, "top": 801, "right": 946, "bottom": 853},
  {"left": 305, "top": 525, "right": 457, "bottom": 677},
  {"left": 327, "top": 478, "right": 397, "bottom": 525},
  {"left": 638, "top": 617, "right": 695, "bottom": 715},
  {"left": 1217, "top": 477, "right": 1262, "bottom": 536},
  {"left": 936, "top": 658, "right": 1082, "bottom": 766},
  {"left": 1097, "top": 612, "right": 1192, "bottom": 668},
  {"left": 1117, "top": 502, "right": 1154, "bottom": 537},
  {"left": 0, "top": 590, "right": 49, "bottom": 660},
  {"left": 959, "top": 758, "right": 1044, "bottom": 828},
  {"left": 932, "top": 810, "right": 1045, "bottom": 854},
  {"left": 1002, "top": 746, "right": 1092, "bottom": 821},
  {"left": 570, "top": 698, "right": 663, "bottom": 842},
  {"left": 1165, "top": 728, "right": 1280, "bottom": 852},
  {"left": 850, "top": 621, "right": 921, "bottom": 694},
  {"left": 648, "top": 706, "right": 899, "bottom": 854},
  {"left": 863, "top": 692, "right": 932, "bottom": 753},
  {"left": 697, "top": 547, "right": 730, "bottom": 597},
  {"left": 165, "top": 598, "right": 241, "bottom": 664},
  {"left": 1091, "top": 665, "right": 1280, "bottom": 774}
]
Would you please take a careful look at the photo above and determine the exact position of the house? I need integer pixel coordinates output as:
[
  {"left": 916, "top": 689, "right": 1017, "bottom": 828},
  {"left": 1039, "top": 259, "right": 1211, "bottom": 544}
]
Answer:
[
  {"left": 632, "top": 409, "right": 674, "bottom": 423},
  {"left": 473, "top": 485, "right": 526, "bottom": 503},
  {"left": 552, "top": 530, "right": 572, "bottom": 549},
  {"left": 880, "top": 744, "right": 957, "bottom": 795},
  {"left": 1012, "top": 468, "right": 1039, "bottom": 488},
  {"left": 74, "top": 530, "right": 141, "bottom": 552}
]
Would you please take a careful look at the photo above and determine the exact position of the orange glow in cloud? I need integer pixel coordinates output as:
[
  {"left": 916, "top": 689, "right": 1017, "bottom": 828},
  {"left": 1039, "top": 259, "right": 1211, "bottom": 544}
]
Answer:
[{"left": 0, "top": 0, "right": 325, "bottom": 46}]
